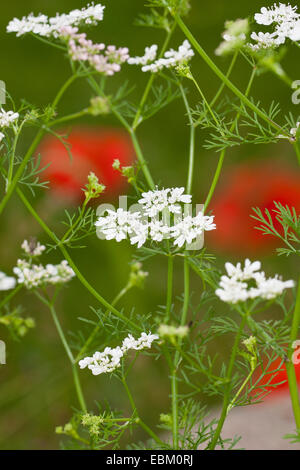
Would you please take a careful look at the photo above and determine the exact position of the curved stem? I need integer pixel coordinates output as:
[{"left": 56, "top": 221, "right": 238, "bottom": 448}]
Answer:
[
  {"left": 285, "top": 279, "right": 300, "bottom": 432},
  {"left": 16, "top": 188, "right": 138, "bottom": 331},
  {"left": 174, "top": 14, "right": 288, "bottom": 137},
  {"left": 171, "top": 257, "right": 190, "bottom": 449},
  {"left": 132, "top": 22, "right": 177, "bottom": 131},
  {"left": 203, "top": 67, "right": 256, "bottom": 212},
  {"left": 0, "top": 74, "right": 80, "bottom": 217},
  {"left": 208, "top": 313, "right": 248, "bottom": 450},
  {"left": 178, "top": 83, "right": 195, "bottom": 194}
]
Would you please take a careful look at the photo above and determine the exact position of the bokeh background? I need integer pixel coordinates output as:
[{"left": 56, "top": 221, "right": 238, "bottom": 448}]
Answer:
[{"left": 1, "top": 0, "right": 300, "bottom": 449}]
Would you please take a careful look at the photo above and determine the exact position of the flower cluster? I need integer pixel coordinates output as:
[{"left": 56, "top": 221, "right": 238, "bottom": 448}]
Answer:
[
  {"left": 79, "top": 332, "right": 159, "bottom": 375},
  {"left": 95, "top": 187, "right": 216, "bottom": 249},
  {"left": 13, "top": 259, "right": 75, "bottom": 289},
  {"left": 128, "top": 40, "right": 194, "bottom": 73},
  {"left": 0, "top": 108, "right": 19, "bottom": 128},
  {"left": 0, "top": 271, "right": 16, "bottom": 291},
  {"left": 216, "top": 259, "right": 294, "bottom": 304},
  {"left": 13, "top": 240, "right": 75, "bottom": 289},
  {"left": 249, "top": 3, "right": 300, "bottom": 50},
  {"left": 7, "top": 3, "right": 105, "bottom": 38},
  {"left": 215, "top": 19, "right": 249, "bottom": 56},
  {"left": 21, "top": 239, "right": 46, "bottom": 257},
  {"left": 61, "top": 26, "right": 129, "bottom": 76}
]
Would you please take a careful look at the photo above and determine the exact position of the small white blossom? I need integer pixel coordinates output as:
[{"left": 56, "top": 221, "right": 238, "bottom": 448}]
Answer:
[
  {"left": 138, "top": 187, "right": 192, "bottom": 217},
  {"left": 0, "top": 108, "right": 19, "bottom": 128},
  {"left": 158, "top": 324, "right": 189, "bottom": 339},
  {"left": 0, "top": 132, "right": 5, "bottom": 142},
  {"left": 21, "top": 239, "right": 46, "bottom": 257},
  {"left": 129, "top": 40, "right": 194, "bottom": 73},
  {"left": 215, "top": 19, "right": 249, "bottom": 56},
  {"left": 7, "top": 3, "right": 105, "bottom": 38},
  {"left": 249, "top": 3, "right": 300, "bottom": 50},
  {"left": 0, "top": 271, "right": 16, "bottom": 291},
  {"left": 79, "top": 332, "right": 158, "bottom": 376},
  {"left": 128, "top": 45, "right": 158, "bottom": 65},
  {"left": 171, "top": 212, "right": 216, "bottom": 248},
  {"left": 216, "top": 259, "right": 294, "bottom": 304},
  {"left": 95, "top": 208, "right": 142, "bottom": 243},
  {"left": 254, "top": 3, "right": 298, "bottom": 26},
  {"left": 13, "top": 259, "right": 75, "bottom": 289}
]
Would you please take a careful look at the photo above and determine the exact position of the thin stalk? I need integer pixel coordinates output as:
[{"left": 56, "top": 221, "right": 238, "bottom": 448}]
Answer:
[
  {"left": 208, "top": 313, "right": 248, "bottom": 450},
  {"left": 171, "top": 257, "right": 190, "bottom": 449},
  {"left": 203, "top": 67, "right": 256, "bottom": 212},
  {"left": 122, "top": 376, "right": 163, "bottom": 446},
  {"left": 0, "top": 74, "right": 79, "bottom": 217},
  {"left": 86, "top": 74, "right": 155, "bottom": 190},
  {"left": 209, "top": 51, "right": 238, "bottom": 109},
  {"left": 16, "top": 188, "right": 138, "bottom": 331},
  {"left": 165, "top": 256, "right": 174, "bottom": 323},
  {"left": 285, "top": 278, "right": 300, "bottom": 432},
  {"left": 75, "top": 285, "right": 130, "bottom": 362},
  {"left": 34, "top": 291, "right": 87, "bottom": 413},
  {"left": 178, "top": 83, "right": 195, "bottom": 194},
  {"left": 132, "top": 22, "right": 177, "bottom": 131},
  {"left": 174, "top": 14, "right": 289, "bottom": 137},
  {"left": 0, "top": 284, "right": 22, "bottom": 310}
]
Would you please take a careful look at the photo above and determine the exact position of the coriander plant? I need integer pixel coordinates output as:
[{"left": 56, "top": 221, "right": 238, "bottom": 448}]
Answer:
[{"left": 1, "top": 1, "right": 300, "bottom": 450}]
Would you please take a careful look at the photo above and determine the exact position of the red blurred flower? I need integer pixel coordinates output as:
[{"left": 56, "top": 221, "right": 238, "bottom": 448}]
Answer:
[
  {"left": 208, "top": 162, "right": 300, "bottom": 255},
  {"left": 38, "top": 126, "right": 134, "bottom": 201}
]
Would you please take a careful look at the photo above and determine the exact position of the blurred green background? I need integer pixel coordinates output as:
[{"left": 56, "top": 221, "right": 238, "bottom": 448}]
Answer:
[{"left": 1, "top": 0, "right": 300, "bottom": 449}]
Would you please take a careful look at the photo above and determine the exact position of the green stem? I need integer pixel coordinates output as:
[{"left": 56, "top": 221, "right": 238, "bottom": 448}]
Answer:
[
  {"left": 165, "top": 256, "right": 174, "bottom": 323},
  {"left": 0, "top": 284, "right": 22, "bottom": 310},
  {"left": 132, "top": 22, "right": 177, "bottom": 131},
  {"left": 34, "top": 291, "right": 87, "bottom": 412},
  {"left": 122, "top": 375, "right": 163, "bottom": 446},
  {"left": 174, "top": 14, "right": 288, "bottom": 137},
  {"left": 286, "top": 279, "right": 300, "bottom": 432},
  {"left": 178, "top": 83, "right": 195, "bottom": 194},
  {"left": 16, "top": 188, "right": 138, "bottom": 331},
  {"left": 171, "top": 257, "right": 190, "bottom": 449},
  {"left": 75, "top": 285, "right": 130, "bottom": 362},
  {"left": 203, "top": 67, "right": 256, "bottom": 212},
  {"left": 0, "top": 74, "right": 79, "bottom": 217},
  {"left": 208, "top": 313, "right": 248, "bottom": 450},
  {"left": 129, "top": 130, "right": 155, "bottom": 190}
]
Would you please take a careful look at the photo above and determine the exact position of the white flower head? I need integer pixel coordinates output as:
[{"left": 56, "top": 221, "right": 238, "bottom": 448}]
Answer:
[
  {"left": 79, "top": 331, "right": 158, "bottom": 376},
  {"left": 0, "top": 108, "right": 19, "bottom": 128},
  {"left": 216, "top": 259, "right": 294, "bottom": 304},
  {"left": 0, "top": 271, "right": 16, "bottom": 291}
]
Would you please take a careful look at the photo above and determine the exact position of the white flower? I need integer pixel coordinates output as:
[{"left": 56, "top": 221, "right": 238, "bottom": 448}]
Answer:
[
  {"left": 7, "top": 4, "right": 105, "bottom": 38},
  {"left": 21, "top": 239, "right": 46, "bottom": 256},
  {"left": 216, "top": 259, "right": 294, "bottom": 304},
  {"left": 248, "top": 31, "right": 285, "bottom": 50},
  {"left": 158, "top": 324, "right": 189, "bottom": 339},
  {"left": 13, "top": 258, "right": 75, "bottom": 289},
  {"left": 0, "top": 271, "right": 16, "bottom": 291},
  {"left": 0, "top": 132, "right": 5, "bottom": 142},
  {"left": 95, "top": 208, "right": 143, "bottom": 243},
  {"left": 128, "top": 45, "right": 158, "bottom": 65},
  {"left": 254, "top": 4, "right": 298, "bottom": 26},
  {"left": 129, "top": 40, "right": 194, "bottom": 73},
  {"left": 0, "top": 108, "right": 19, "bottom": 128},
  {"left": 79, "top": 331, "right": 158, "bottom": 376},
  {"left": 249, "top": 3, "right": 300, "bottom": 50},
  {"left": 122, "top": 332, "right": 159, "bottom": 351},
  {"left": 149, "top": 220, "right": 171, "bottom": 242},
  {"left": 171, "top": 212, "right": 216, "bottom": 248},
  {"left": 215, "top": 19, "right": 249, "bottom": 56},
  {"left": 138, "top": 187, "right": 192, "bottom": 217}
]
